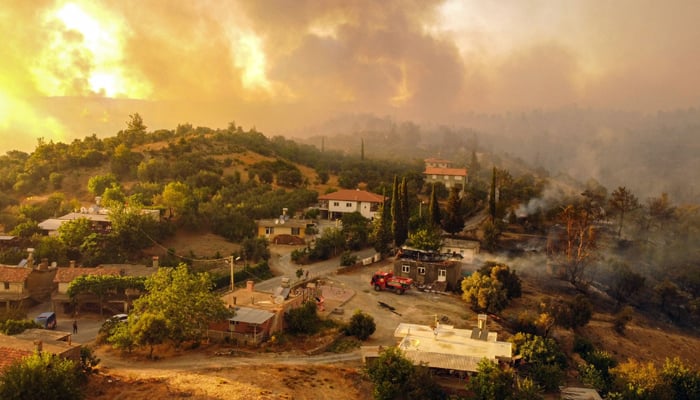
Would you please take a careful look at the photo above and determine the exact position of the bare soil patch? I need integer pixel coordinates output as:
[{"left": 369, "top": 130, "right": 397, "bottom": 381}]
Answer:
[{"left": 143, "top": 230, "right": 240, "bottom": 259}]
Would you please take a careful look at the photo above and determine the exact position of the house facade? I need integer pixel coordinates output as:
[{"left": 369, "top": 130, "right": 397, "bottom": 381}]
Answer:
[
  {"left": 441, "top": 238, "right": 480, "bottom": 264},
  {"left": 52, "top": 266, "right": 123, "bottom": 313},
  {"left": 423, "top": 158, "right": 468, "bottom": 193},
  {"left": 393, "top": 247, "right": 462, "bottom": 292},
  {"left": 317, "top": 189, "right": 384, "bottom": 220},
  {"left": 0, "top": 260, "right": 57, "bottom": 310},
  {"left": 38, "top": 206, "right": 160, "bottom": 236},
  {"left": 255, "top": 218, "right": 316, "bottom": 244}
]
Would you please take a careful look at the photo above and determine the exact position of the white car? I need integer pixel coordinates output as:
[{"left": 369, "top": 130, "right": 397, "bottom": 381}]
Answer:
[{"left": 108, "top": 313, "right": 128, "bottom": 322}]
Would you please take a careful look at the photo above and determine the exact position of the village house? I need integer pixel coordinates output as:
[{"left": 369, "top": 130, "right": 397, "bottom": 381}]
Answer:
[
  {"left": 441, "top": 237, "right": 481, "bottom": 264},
  {"left": 362, "top": 314, "right": 512, "bottom": 378},
  {"left": 38, "top": 203, "right": 160, "bottom": 236},
  {"left": 317, "top": 189, "right": 384, "bottom": 220},
  {"left": 423, "top": 157, "right": 468, "bottom": 194},
  {"left": 0, "top": 254, "right": 56, "bottom": 310},
  {"left": 0, "top": 329, "right": 82, "bottom": 373},
  {"left": 209, "top": 279, "right": 320, "bottom": 345},
  {"left": 393, "top": 247, "right": 462, "bottom": 292},
  {"left": 51, "top": 265, "right": 122, "bottom": 314},
  {"left": 255, "top": 218, "right": 317, "bottom": 244}
]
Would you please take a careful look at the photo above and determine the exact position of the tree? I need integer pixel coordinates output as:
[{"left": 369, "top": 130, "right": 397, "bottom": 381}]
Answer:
[
  {"left": 364, "top": 347, "right": 416, "bottom": 400},
  {"left": 461, "top": 271, "right": 509, "bottom": 313},
  {"left": 442, "top": 187, "right": 465, "bottom": 235},
  {"left": 285, "top": 300, "right": 321, "bottom": 335},
  {"left": 57, "top": 217, "right": 94, "bottom": 261},
  {"left": 131, "top": 312, "right": 169, "bottom": 359},
  {"left": 609, "top": 186, "right": 640, "bottom": 237},
  {"left": 344, "top": 310, "right": 376, "bottom": 340},
  {"left": 341, "top": 211, "right": 370, "bottom": 250},
  {"left": 160, "top": 181, "right": 196, "bottom": 222},
  {"left": 542, "top": 295, "right": 592, "bottom": 330},
  {"left": 479, "top": 263, "right": 522, "bottom": 299},
  {"left": 87, "top": 173, "right": 119, "bottom": 197},
  {"left": 489, "top": 166, "right": 497, "bottom": 221},
  {"left": 661, "top": 357, "right": 700, "bottom": 400},
  {"left": 0, "top": 351, "right": 84, "bottom": 400},
  {"left": 131, "top": 264, "right": 231, "bottom": 347},
  {"left": 391, "top": 176, "right": 408, "bottom": 247},
  {"left": 509, "top": 332, "right": 566, "bottom": 391},
  {"left": 370, "top": 194, "right": 393, "bottom": 255},
  {"left": 555, "top": 204, "right": 600, "bottom": 287},
  {"left": 405, "top": 227, "right": 442, "bottom": 251},
  {"left": 467, "top": 358, "right": 516, "bottom": 400},
  {"left": 428, "top": 183, "right": 441, "bottom": 228},
  {"left": 68, "top": 275, "right": 146, "bottom": 317},
  {"left": 609, "top": 262, "right": 645, "bottom": 307},
  {"left": 108, "top": 203, "right": 161, "bottom": 258}
]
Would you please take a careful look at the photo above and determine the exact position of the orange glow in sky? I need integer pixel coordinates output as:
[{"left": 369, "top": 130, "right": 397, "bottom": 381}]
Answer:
[{"left": 1, "top": 0, "right": 699, "bottom": 152}]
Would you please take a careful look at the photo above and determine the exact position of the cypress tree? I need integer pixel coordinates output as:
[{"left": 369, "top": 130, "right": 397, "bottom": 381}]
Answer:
[
  {"left": 429, "top": 183, "right": 441, "bottom": 227},
  {"left": 489, "top": 166, "right": 497, "bottom": 221},
  {"left": 442, "top": 187, "right": 465, "bottom": 236},
  {"left": 391, "top": 176, "right": 400, "bottom": 247}
]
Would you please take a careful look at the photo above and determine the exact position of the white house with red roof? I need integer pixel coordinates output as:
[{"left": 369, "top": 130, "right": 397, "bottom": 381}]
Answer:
[
  {"left": 317, "top": 189, "right": 385, "bottom": 220},
  {"left": 423, "top": 158, "right": 468, "bottom": 193}
]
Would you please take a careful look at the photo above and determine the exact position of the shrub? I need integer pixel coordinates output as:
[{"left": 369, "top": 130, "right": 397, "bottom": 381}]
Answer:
[
  {"left": 613, "top": 306, "right": 634, "bottom": 334},
  {"left": 0, "top": 352, "right": 85, "bottom": 400},
  {"left": 285, "top": 301, "right": 321, "bottom": 335},
  {"left": 344, "top": 310, "right": 376, "bottom": 341}
]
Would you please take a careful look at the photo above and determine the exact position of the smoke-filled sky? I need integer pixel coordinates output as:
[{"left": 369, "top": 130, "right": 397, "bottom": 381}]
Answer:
[{"left": 2, "top": 0, "right": 699, "bottom": 153}]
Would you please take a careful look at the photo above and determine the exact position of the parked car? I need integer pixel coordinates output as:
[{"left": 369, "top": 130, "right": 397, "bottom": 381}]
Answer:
[
  {"left": 34, "top": 312, "right": 57, "bottom": 329},
  {"left": 107, "top": 313, "right": 128, "bottom": 323}
]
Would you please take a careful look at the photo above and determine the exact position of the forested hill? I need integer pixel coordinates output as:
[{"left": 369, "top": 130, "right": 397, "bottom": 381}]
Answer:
[{"left": 0, "top": 116, "right": 425, "bottom": 245}]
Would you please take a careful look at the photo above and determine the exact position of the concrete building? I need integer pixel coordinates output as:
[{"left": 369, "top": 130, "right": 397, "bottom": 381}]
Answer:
[
  {"left": 317, "top": 189, "right": 384, "bottom": 220},
  {"left": 441, "top": 238, "right": 480, "bottom": 264},
  {"left": 255, "top": 218, "right": 317, "bottom": 244},
  {"left": 423, "top": 158, "right": 468, "bottom": 194},
  {"left": 0, "top": 329, "right": 81, "bottom": 372},
  {"left": 393, "top": 247, "right": 462, "bottom": 292},
  {"left": 362, "top": 315, "right": 512, "bottom": 376},
  {"left": 51, "top": 266, "right": 122, "bottom": 313},
  {"left": 0, "top": 257, "right": 56, "bottom": 310},
  {"left": 210, "top": 280, "right": 319, "bottom": 344}
]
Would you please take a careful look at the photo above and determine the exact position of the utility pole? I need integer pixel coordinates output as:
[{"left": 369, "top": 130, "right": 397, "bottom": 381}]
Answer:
[
  {"left": 229, "top": 256, "right": 235, "bottom": 292},
  {"left": 230, "top": 256, "right": 242, "bottom": 292}
]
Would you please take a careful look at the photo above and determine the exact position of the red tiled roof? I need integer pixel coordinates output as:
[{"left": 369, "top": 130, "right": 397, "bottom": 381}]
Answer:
[
  {"left": 424, "top": 166, "right": 468, "bottom": 177},
  {"left": 53, "top": 267, "right": 122, "bottom": 283},
  {"left": 318, "top": 189, "right": 384, "bottom": 203},
  {"left": 0, "top": 347, "right": 32, "bottom": 372},
  {"left": 0, "top": 265, "right": 32, "bottom": 283}
]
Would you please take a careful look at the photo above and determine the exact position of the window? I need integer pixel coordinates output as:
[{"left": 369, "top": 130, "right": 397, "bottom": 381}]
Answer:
[
  {"left": 346, "top": 202, "right": 352, "bottom": 207},
  {"left": 438, "top": 269, "right": 446, "bottom": 277},
  {"left": 418, "top": 267, "right": 425, "bottom": 275},
  {"left": 265, "top": 227, "right": 275, "bottom": 235},
  {"left": 291, "top": 227, "right": 300, "bottom": 235},
  {"left": 333, "top": 202, "right": 340, "bottom": 207},
  {"left": 3, "top": 282, "right": 9, "bottom": 290},
  {"left": 402, "top": 265, "right": 410, "bottom": 273}
]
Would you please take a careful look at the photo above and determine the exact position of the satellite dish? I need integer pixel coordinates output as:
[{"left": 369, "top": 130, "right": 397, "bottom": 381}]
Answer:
[{"left": 274, "top": 296, "right": 285, "bottom": 304}]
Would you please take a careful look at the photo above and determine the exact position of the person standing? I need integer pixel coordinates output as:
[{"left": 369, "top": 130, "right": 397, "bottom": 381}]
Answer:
[{"left": 73, "top": 320, "right": 78, "bottom": 334}]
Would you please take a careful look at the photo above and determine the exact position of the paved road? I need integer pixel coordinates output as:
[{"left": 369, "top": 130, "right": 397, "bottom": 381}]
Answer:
[{"left": 255, "top": 247, "right": 377, "bottom": 293}]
